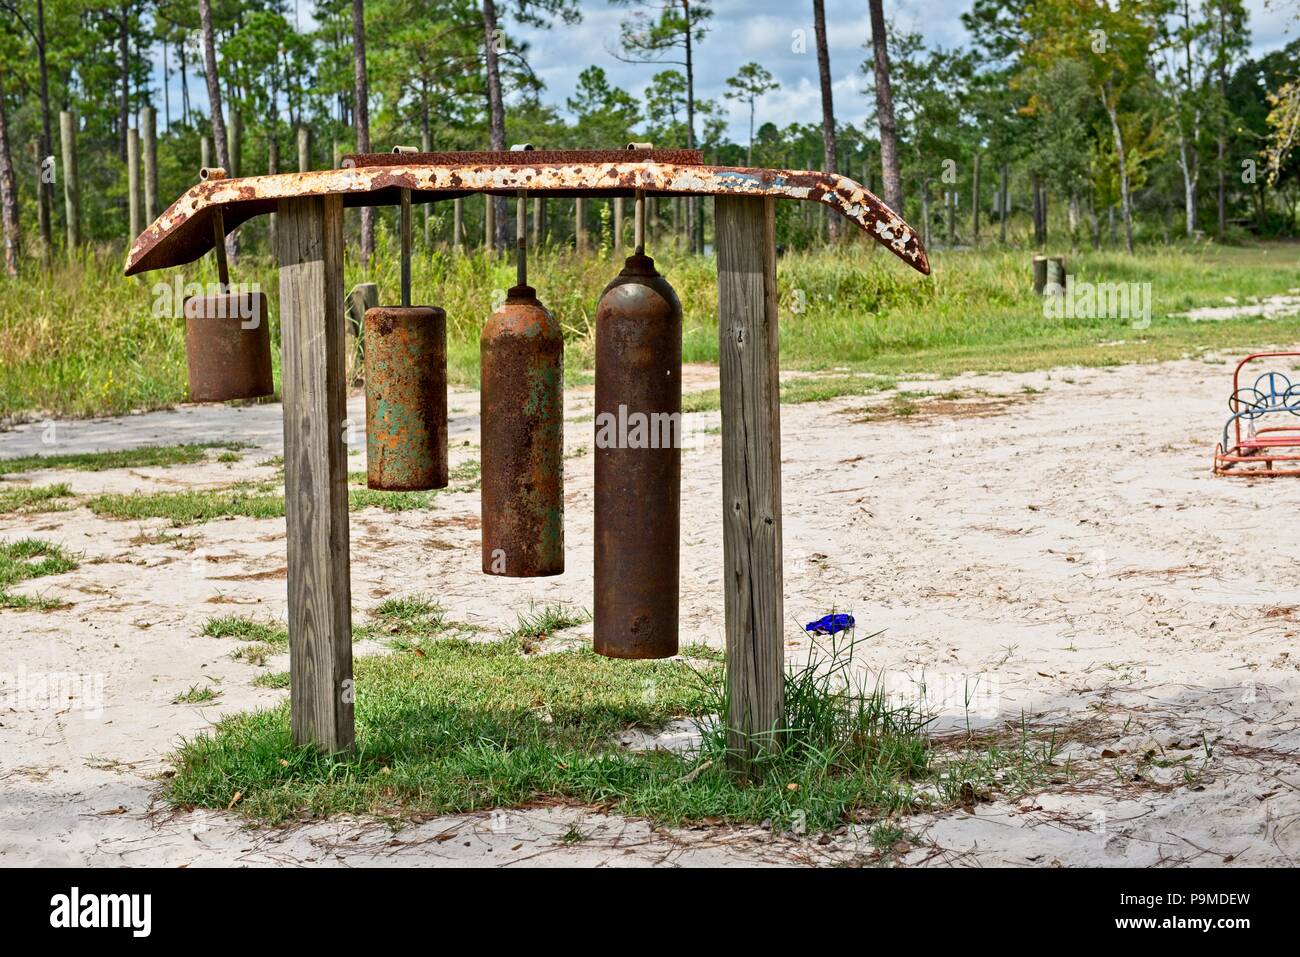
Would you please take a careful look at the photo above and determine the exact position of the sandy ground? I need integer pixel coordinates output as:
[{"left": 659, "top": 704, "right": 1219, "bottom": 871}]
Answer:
[{"left": 2, "top": 353, "right": 1299, "bottom": 867}]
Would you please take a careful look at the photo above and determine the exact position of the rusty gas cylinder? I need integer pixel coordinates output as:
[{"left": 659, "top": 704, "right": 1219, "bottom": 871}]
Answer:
[
  {"left": 183, "top": 290, "right": 274, "bottom": 402},
  {"left": 363, "top": 306, "right": 448, "bottom": 490},
  {"left": 593, "top": 252, "right": 683, "bottom": 658},
  {"left": 480, "top": 284, "right": 564, "bottom": 577}
]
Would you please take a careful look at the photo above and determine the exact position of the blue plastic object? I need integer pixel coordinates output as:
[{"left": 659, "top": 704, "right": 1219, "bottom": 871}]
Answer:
[{"left": 804, "top": 613, "right": 855, "bottom": 636}]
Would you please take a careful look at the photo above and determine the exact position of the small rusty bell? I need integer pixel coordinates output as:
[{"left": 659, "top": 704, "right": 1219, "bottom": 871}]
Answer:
[
  {"left": 593, "top": 251, "right": 683, "bottom": 659},
  {"left": 183, "top": 289, "right": 274, "bottom": 402},
  {"left": 480, "top": 283, "right": 564, "bottom": 577}
]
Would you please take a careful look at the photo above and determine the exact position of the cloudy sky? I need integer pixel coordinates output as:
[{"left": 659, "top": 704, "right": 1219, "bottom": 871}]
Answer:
[{"left": 510, "top": 0, "right": 1297, "bottom": 142}]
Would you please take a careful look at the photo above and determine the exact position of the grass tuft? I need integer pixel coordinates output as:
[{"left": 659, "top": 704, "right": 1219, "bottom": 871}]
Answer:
[
  {"left": 0, "top": 537, "right": 78, "bottom": 609},
  {"left": 0, "top": 443, "right": 250, "bottom": 476}
]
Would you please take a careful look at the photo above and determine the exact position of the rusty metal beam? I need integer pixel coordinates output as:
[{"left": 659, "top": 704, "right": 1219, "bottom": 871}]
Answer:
[{"left": 124, "top": 160, "right": 929, "bottom": 277}]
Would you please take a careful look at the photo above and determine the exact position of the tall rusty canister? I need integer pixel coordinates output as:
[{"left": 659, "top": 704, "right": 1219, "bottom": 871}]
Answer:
[
  {"left": 364, "top": 306, "right": 449, "bottom": 489},
  {"left": 363, "top": 153, "right": 449, "bottom": 490},
  {"left": 183, "top": 288, "right": 274, "bottom": 402},
  {"left": 593, "top": 248, "right": 683, "bottom": 659},
  {"left": 481, "top": 282, "right": 564, "bottom": 576}
]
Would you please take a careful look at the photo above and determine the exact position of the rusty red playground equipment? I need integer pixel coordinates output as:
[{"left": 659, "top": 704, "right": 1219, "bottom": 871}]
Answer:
[{"left": 1213, "top": 351, "right": 1300, "bottom": 476}]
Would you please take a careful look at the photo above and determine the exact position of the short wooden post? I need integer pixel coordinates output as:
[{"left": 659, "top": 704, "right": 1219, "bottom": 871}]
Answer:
[
  {"left": 421, "top": 128, "right": 432, "bottom": 248},
  {"left": 297, "top": 125, "right": 311, "bottom": 173},
  {"left": 277, "top": 194, "right": 355, "bottom": 754},
  {"left": 59, "top": 111, "right": 80, "bottom": 249},
  {"left": 1032, "top": 254, "right": 1048, "bottom": 295},
  {"left": 715, "top": 195, "right": 785, "bottom": 767},
  {"left": 126, "top": 128, "right": 140, "bottom": 243},
  {"left": 346, "top": 281, "right": 378, "bottom": 385},
  {"left": 267, "top": 133, "right": 279, "bottom": 251},
  {"left": 141, "top": 106, "right": 158, "bottom": 223},
  {"left": 228, "top": 109, "right": 242, "bottom": 178}
]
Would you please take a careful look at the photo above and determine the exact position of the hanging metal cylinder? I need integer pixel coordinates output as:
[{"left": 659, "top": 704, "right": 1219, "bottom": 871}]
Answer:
[
  {"left": 183, "top": 185, "right": 274, "bottom": 403},
  {"left": 480, "top": 283, "right": 564, "bottom": 577},
  {"left": 363, "top": 158, "right": 449, "bottom": 491},
  {"left": 364, "top": 306, "right": 449, "bottom": 490},
  {"left": 183, "top": 290, "right": 274, "bottom": 402},
  {"left": 593, "top": 250, "right": 683, "bottom": 659}
]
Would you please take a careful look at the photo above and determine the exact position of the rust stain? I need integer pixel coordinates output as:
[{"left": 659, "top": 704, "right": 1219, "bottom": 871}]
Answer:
[{"left": 124, "top": 157, "right": 930, "bottom": 277}]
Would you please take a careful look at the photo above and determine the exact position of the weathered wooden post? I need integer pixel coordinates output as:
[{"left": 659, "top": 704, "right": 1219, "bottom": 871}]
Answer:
[
  {"left": 346, "top": 282, "right": 378, "bottom": 386},
  {"left": 715, "top": 195, "right": 784, "bottom": 767},
  {"left": 126, "top": 128, "right": 141, "bottom": 244},
  {"left": 1032, "top": 254, "right": 1048, "bottom": 295},
  {"left": 297, "top": 125, "right": 311, "bottom": 174},
  {"left": 59, "top": 111, "right": 79, "bottom": 249},
  {"left": 142, "top": 106, "right": 158, "bottom": 223},
  {"left": 276, "top": 194, "right": 355, "bottom": 754}
]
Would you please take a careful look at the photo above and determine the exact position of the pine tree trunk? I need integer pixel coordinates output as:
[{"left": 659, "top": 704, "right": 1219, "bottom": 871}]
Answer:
[
  {"left": 482, "top": 0, "right": 508, "bottom": 253},
  {"left": 198, "top": 0, "right": 234, "bottom": 263},
  {"left": 813, "top": 0, "right": 840, "bottom": 241},
  {"left": 353, "top": 0, "right": 373, "bottom": 265},
  {"left": 0, "top": 70, "right": 20, "bottom": 275},
  {"left": 868, "top": 0, "right": 903, "bottom": 212}
]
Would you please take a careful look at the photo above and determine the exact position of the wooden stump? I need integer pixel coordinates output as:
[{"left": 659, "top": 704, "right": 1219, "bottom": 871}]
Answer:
[
  {"left": 715, "top": 196, "right": 785, "bottom": 768},
  {"left": 277, "top": 195, "right": 354, "bottom": 754},
  {"left": 1032, "top": 254, "right": 1048, "bottom": 295}
]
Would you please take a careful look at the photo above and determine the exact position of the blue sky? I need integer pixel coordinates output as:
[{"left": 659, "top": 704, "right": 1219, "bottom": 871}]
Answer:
[
  {"left": 512, "top": 0, "right": 1297, "bottom": 141},
  {"left": 171, "top": 0, "right": 1298, "bottom": 142}
]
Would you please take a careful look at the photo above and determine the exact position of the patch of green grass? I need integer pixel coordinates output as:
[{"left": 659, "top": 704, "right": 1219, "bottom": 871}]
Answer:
[
  {"left": 449, "top": 458, "right": 480, "bottom": 490},
  {"left": 680, "top": 642, "right": 725, "bottom": 663},
  {"left": 88, "top": 487, "right": 284, "bottom": 524},
  {"left": 357, "top": 595, "right": 451, "bottom": 646},
  {"left": 254, "top": 671, "right": 291, "bottom": 690},
  {"left": 173, "top": 683, "right": 222, "bottom": 705},
  {"left": 85, "top": 472, "right": 444, "bottom": 526},
  {"left": 0, "top": 483, "right": 75, "bottom": 515},
  {"left": 7, "top": 243, "right": 1297, "bottom": 419},
  {"left": 509, "top": 603, "right": 590, "bottom": 649},
  {"left": 347, "top": 487, "right": 440, "bottom": 512},
  {"left": 682, "top": 374, "right": 897, "bottom": 414},
  {"left": 201, "top": 615, "right": 288, "bottom": 644},
  {"left": 0, "top": 443, "right": 249, "bottom": 475},
  {"left": 0, "top": 537, "right": 78, "bottom": 610},
  {"left": 164, "top": 629, "right": 1071, "bottom": 833}
]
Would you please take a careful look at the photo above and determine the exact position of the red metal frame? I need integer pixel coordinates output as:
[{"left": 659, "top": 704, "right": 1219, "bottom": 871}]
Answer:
[{"left": 1213, "top": 351, "right": 1300, "bottom": 476}]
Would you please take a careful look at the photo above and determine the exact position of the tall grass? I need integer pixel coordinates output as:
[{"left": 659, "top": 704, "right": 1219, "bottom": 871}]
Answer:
[{"left": 3, "top": 235, "right": 1298, "bottom": 419}]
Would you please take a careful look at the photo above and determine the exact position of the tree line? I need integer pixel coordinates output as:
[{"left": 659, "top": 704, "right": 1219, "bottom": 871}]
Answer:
[{"left": 0, "top": 0, "right": 1297, "bottom": 276}]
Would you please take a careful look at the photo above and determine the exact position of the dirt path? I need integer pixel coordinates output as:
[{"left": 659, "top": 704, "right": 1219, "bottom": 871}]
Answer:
[{"left": 2, "top": 354, "right": 1299, "bottom": 867}]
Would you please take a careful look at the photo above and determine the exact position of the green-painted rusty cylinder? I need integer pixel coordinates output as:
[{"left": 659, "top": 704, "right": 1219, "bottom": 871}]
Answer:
[
  {"left": 480, "top": 284, "right": 564, "bottom": 577},
  {"left": 364, "top": 306, "right": 449, "bottom": 491},
  {"left": 183, "top": 291, "right": 274, "bottom": 402}
]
